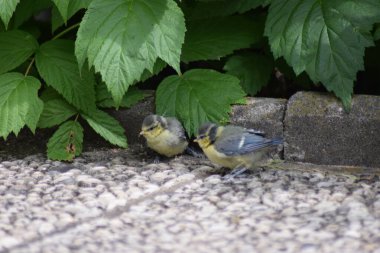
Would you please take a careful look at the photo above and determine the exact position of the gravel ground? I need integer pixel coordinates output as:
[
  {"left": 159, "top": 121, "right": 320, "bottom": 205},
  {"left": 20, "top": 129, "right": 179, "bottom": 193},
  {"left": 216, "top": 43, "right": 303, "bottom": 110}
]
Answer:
[{"left": 0, "top": 147, "right": 380, "bottom": 253}]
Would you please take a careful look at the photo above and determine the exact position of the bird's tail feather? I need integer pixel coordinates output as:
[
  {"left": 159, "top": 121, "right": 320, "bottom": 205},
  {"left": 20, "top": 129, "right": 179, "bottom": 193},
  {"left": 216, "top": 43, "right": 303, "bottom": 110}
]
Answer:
[{"left": 271, "top": 137, "right": 283, "bottom": 146}]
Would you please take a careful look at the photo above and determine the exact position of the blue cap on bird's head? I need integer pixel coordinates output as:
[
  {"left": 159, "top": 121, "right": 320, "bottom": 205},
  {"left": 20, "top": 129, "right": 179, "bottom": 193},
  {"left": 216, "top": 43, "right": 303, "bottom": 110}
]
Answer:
[
  {"left": 142, "top": 114, "right": 157, "bottom": 127},
  {"left": 141, "top": 115, "right": 167, "bottom": 129},
  {"left": 194, "top": 123, "right": 219, "bottom": 143}
]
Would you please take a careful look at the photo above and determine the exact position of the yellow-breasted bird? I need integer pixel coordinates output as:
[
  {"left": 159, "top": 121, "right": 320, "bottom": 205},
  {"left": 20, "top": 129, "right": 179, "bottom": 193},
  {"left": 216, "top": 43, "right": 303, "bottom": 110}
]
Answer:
[
  {"left": 140, "top": 115, "right": 188, "bottom": 158},
  {"left": 194, "top": 123, "right": 283, "bottom": 177}
]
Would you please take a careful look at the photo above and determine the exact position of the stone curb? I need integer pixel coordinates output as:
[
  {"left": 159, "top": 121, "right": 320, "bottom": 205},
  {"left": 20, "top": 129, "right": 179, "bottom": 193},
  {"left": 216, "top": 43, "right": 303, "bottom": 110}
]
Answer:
[
  {"left": 284, "top": 92, "right": 380, "bottom": 167},
  {"left": 118, "top": 92, "right": 379, "bottom": 168}
]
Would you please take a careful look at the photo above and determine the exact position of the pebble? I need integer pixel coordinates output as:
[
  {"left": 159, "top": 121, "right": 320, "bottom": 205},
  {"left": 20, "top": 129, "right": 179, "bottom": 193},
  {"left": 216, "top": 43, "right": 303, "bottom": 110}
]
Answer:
[
  {"left": 149, "top": 171, "right": 169, "bottom": 184},
  {"left": 0, "top": 149, "right": 379, "bottom": 253},
  {"left": 76, "top": 175, "right": 102, "bottom": 187},
  {"left": 54, "top": 174, "right": 76, "bottom": 185}
]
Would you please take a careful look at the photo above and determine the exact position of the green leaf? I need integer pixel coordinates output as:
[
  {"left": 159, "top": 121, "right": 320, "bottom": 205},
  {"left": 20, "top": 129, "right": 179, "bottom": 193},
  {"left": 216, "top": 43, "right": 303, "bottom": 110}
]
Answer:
[
  {"left": 81, "top": 109, "right": 127, "bottom": 148},
  {"left": 38, "top": 98, "right": 77, "bottom": 128},
  {"left": 12, "top": 0, "right": 52, "bottom": 28},
  {"left": 0, "top": 72, "right": 43, "bottom": 139},
  {"left": 374, "top": 24, "right": 380, "bottom": 41},
  {"left": 51, "top": 0, "right": 70, "bottom": 24},
  {"left": 182, "top": 15, "right": 262, "bottom": 62},
  {"left": 139, "top": 58, "right": 167, "bottom": 83},
  {"left": 47, "top": 120, "right": 83, "bottom": 161},
  {"left": 224, "top": 53, "right": 273, "bottom": 96},
  {"left": 184, "top": 0, "right": 267, "bottom": 20},
  {"left": 0, "top": 30, "right": 38, "bottom": 74},
  {"left": 35, "top": 39, "right": 96, "bottom": 112},
  {"left": 96, "top": 85, "right": 147, "bottom": 109},
  {"left": 265, "top": 0, "right": 380, "bottom": 109},
  {"left": 40, "top": 87, "right": 62, "bottom": 101},
  {"left": 51, "top": 0, "right": 92, "bottom": 32},
  {"left": 19, "top": 23, "right": 41, "bottom": 39},
  {"left": 156, "top": 69, "right": 245, "bottom": 135},
  {"left": 95, "top": 58, "right": 165, "bottom": 108},
  {"left": 0, "top": 21, "right": 5, "bottom": 32},
  {"left": 75, "top": 0, "right": 185, "bottom": 105},
  {"left": 0, "top": 0, "right": 20, "bottom": 28}
]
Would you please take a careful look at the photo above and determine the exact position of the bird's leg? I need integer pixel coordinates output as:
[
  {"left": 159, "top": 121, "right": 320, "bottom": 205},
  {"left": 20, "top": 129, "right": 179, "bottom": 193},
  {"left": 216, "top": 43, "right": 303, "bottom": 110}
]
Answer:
[
  {"left": 153, "top": 155, "right": 161, "bottom": 164},
  {"left": 144, "top": 148, "right": 167, "bottom": 164},
  {"left": 153, "top": 154, "right": 171, "bottom": 164},
  {"left": 185, "top": 147, "right": 205, "bottom": 158},
  {"left": 223, "top": 165, "right": 248, "bottom": 181}
]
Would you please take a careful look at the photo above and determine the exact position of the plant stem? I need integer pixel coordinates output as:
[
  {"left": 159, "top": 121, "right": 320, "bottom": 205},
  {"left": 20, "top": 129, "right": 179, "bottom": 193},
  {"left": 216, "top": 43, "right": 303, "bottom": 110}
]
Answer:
[
  {"left": 24, "top": 58, "right": 35, "bottom": 76},
  {"left": 52, "top": 23, "right": 80, "bottom": 40}
]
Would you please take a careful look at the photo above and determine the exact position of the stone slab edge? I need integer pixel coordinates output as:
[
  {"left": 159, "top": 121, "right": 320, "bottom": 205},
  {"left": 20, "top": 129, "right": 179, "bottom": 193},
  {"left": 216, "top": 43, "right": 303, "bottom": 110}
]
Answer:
[
  {"left": 284, "top": 91, "right": 380, "bottom": 167},
  {"left": 119, "top": 92, "right": 379, "bottom": 168}
]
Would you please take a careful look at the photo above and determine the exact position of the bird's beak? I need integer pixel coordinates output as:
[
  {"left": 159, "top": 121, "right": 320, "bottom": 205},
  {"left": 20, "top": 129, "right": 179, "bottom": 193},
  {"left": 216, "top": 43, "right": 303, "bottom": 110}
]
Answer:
[
  {"left": 139, "top": 130, "right": 144, "bottom": 136},
  {"left": 193, "top": 137, "right": 199, "bottom": 143}
]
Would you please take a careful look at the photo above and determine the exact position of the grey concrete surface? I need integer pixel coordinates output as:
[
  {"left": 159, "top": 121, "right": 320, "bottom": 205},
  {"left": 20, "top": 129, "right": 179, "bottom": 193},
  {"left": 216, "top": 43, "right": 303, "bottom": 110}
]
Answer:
[
  {"left": 284, "top": 92, "right": 380, "bottom": 167},
  {"left": 230, "top": 97, "right": 286, "bottom": 139},
  {"left": 1, "top": 148, "right": 380, "bottom": 253}
]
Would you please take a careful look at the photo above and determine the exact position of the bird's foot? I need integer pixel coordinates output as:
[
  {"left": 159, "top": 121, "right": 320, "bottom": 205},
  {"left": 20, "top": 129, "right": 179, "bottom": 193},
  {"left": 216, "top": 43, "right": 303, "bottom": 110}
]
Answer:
[
  {"left": 222, "top": 166, "right": 248, "bottom": 181},
  {"left": 153, "top": 156, "right": 161, "bottom": 164}
]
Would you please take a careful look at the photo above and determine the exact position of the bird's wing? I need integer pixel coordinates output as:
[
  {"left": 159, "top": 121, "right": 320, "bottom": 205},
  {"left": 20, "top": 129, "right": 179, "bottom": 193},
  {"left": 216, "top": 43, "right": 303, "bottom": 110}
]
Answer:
[
  {"left": 215, "top": 132, "right": 275, "bottom": 156},
  {"left": 246, "top": 128, "right": 265, "bottom": 137},
  {"left": 167, "top": 117, "right": 187, "bottom": 140},
  {"left": 223, "top": 125, "right": 265, "bottom": 137}
]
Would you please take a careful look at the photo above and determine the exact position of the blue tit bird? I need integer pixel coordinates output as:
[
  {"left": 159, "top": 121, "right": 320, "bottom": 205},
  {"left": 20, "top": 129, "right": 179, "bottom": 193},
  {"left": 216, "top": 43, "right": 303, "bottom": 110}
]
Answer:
[
  {"left": 194, "top": 123, "right": 283, "bottom": 177},
  {"left": 140, "top": 115, "right": 188, "bottom": 158}
]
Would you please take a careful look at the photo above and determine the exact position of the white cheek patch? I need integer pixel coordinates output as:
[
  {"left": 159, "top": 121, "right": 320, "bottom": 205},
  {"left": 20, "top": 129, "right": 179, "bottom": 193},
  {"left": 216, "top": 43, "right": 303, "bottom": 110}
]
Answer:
[{"left": 238, "top": 136, "right": 245, "bottom": 149}]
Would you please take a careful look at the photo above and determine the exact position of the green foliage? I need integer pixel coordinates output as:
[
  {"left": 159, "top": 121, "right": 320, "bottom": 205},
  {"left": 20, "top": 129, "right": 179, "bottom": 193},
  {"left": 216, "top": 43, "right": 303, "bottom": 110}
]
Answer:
[
  {"left": 51, "top": 0, "right": 70, "bottom": 24},
  {"left": 81, "top": 109, "right": 127, "bottom": 148},
  {"left": 38, "top": 98, "right": 77, "bottom": 128},
  {"left": 265, "top": 0, "right": 380, "bottom": 109},
  {"left": 75, "top": 0, "right": 185, "bottom": 105},
  {"left": 0, "top": 72, "right": 43, "bottom": 139},
  {"left": 0, "top": 30, "right": 38, "bottom": 74},
  {"left": 96, "top": 85, "right": 147, "bottom": 109},
  {"left": 182, "top": 15, "right": 262, "bottom": 62},
  {"left": 224, "top": 53, "right": 273, "bottom": 96},
  {"left": 183, "top": 0, "right": 268, "bottom": 20},
  {"left": 139, "top": 59, "right": 167, "bottom": 83},
  {"left": 156, "top": 69, "right": 245, "bottom": 135},
  {"left": 51, "top": 0, "right": 91, "bottom": 32},
  {"left": 12, "top": 0, "right": 52, "bottom": 28},
  {"left": 374, "top": 25, "right": 380, "bottom": 41},
  {"left": 0, "top": 0, "right": 379, "bottom": 159},
  {"left": 47, "top": 120, "right": 83, "bottom": 161},
  {"left": 0, "top": 0, "right": 19, "bottom": 28},
  {"left": 35, "top": 39, "right": 96, "bottom": 112}
]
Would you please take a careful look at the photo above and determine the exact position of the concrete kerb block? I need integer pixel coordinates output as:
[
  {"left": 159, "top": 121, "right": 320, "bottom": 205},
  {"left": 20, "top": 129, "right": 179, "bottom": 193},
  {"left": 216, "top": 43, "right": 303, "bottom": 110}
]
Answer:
[
  {"left": 230, "top": 97, "right": 287, "bottom": 158},
  {"left": 111, "top": 92, "right": 380, "bottom": 168},
  {"left": 284, "top": 91, "right": 380, "bottom": 167},
  {"left": 230, "top": 97, "right": 287, "bottom": 139}
]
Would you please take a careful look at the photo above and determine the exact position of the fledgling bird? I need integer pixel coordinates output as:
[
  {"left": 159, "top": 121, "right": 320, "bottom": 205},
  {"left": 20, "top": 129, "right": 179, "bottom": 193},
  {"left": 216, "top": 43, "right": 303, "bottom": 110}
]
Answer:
[
  {"left": 194, "top": 123, "right": 283, "bottom": 177},
  {"left": 140, "top": 115, "right": 188, "bottom": 158}
]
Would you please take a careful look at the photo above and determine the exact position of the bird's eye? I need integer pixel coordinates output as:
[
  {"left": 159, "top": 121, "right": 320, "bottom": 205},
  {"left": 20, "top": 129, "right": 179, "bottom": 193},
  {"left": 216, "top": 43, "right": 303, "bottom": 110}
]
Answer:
[
  {"left": 199, "top": 135, "right": 205, "bottom": 139},
  {"left": 147, "top": 125, "right": 157, "bottom": 131}
]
